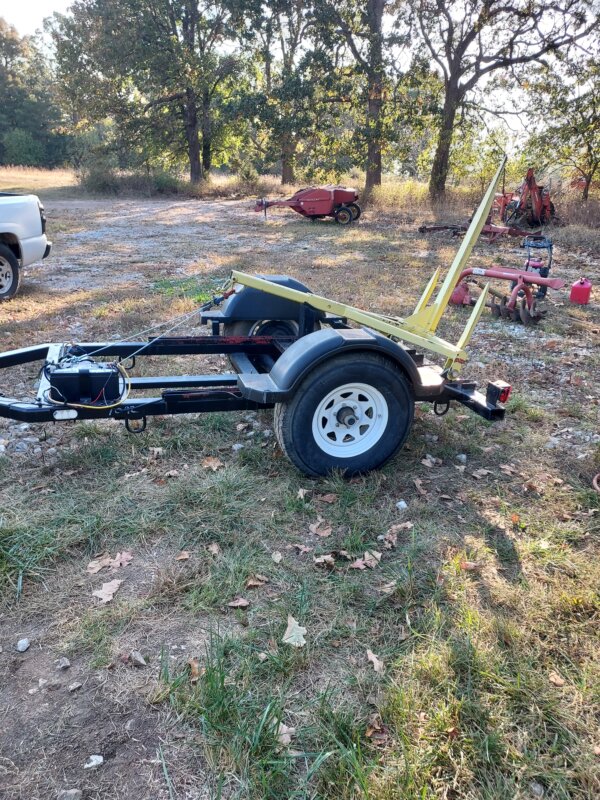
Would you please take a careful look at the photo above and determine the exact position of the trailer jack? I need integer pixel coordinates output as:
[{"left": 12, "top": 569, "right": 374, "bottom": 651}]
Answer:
[{"left": 0, "top": 159, "right": 512, "bottom": 476}]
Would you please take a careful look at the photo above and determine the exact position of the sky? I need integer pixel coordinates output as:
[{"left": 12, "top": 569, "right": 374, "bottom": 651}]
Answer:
[{"left": 0, "top": 0, "right": 73, "bottom": 37}]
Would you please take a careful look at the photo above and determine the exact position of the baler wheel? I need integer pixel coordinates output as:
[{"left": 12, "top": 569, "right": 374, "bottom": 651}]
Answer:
[
  {"left": 334, "top": 206, "right": 353, "bottom": 225},
  {"left": 348, "top": 203, "right": 362, "bottom": 221}
]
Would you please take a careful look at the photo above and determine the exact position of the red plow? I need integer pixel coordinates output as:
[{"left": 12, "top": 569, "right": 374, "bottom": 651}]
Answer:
[{"left": 255, "top": 186, "right": 361, "bottom": 225}]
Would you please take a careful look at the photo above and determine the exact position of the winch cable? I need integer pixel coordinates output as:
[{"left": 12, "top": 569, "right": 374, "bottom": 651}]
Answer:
[
  {"left": 46, "top": 285, "right": 235, "bottom": 410},
  {"left": 70, "top": 284, "right": 235, "bottom": 364}
]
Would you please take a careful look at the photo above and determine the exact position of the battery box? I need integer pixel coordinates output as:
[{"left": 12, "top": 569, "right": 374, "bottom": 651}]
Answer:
[{"left": 48, "top": 359, "right": 122, "bottom": 405}]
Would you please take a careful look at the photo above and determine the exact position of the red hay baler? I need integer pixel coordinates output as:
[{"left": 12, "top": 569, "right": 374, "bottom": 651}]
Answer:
[{"left": 255, "top": 186, "right": 361, "bottom": 225}]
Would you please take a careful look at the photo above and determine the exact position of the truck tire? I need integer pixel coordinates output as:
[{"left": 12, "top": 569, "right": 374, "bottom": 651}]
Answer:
[
  {"left": 274, "top": 352, "right": 414, "bottom": 476},
  {"left": 0, "top": 244, "right": 21, "bottom": 301}
]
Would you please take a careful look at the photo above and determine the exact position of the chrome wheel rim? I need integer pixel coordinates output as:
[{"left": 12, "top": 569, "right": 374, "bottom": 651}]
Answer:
[
  {"left": 0, "top": 256, "right": 14, "bottom": 293},
  {"left": 311, "top": 382, "right": 388, "bottom": 458}
]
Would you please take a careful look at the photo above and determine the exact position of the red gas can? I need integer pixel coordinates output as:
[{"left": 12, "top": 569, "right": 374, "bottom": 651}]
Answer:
[{"left": 569, "top": 277, "right": 592, "bottom": 305}]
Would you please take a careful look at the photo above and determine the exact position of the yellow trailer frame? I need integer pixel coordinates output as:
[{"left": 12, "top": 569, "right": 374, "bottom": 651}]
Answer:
[{"left": 230, "top": 157, "right": 507, "bottom": 375}]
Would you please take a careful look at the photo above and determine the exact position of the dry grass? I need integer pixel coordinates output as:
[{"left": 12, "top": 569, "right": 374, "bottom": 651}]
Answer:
[
  {"left": 0, "top": 191, "right": 598, "bottom": 799},
  {"left": 0, "top": 165, "right": 78, "bottom": 197}
]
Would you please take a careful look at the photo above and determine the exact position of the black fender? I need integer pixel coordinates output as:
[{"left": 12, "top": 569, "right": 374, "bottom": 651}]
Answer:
[
  {"left": 217, "top": 275, "right": 326, "bottom": 323},
  {"left": 237, "top": 327, "right": 422, "bottom": 403}
]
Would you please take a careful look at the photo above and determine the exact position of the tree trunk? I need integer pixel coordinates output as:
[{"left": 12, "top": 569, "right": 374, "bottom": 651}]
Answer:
[
  {"left": 183, "top": 88, "right": 202, "bottom": 184},
  {"left": 365, "top": 79, "right": 383, "bottom": 193},
  {"left": 281, "top": 139, "right": 296, "bottom": 184},
  {"left": 201, "top": 90, "right": 212, "bottom": 174},
  {"left": 364, "top": 0, "right": 385, "bottom": 194},
  {"left": 582, "top": 176, "right": 590, "bottom": 201},
  {"left": 429, "top": 88, "right": 460, "bottom": 199}
]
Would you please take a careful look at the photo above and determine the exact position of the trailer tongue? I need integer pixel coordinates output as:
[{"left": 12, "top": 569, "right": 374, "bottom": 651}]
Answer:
[{"left": 0, "top": 159, "right": 513, "bottom": 476}]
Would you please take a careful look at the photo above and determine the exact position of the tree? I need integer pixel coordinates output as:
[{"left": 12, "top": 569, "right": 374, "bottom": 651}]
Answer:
[
  {"left": 234, "top": 0, "right": 321, "bottom": 184},
  {"left": 314, "top": 1, "right": 405, "bottom": 193},
  {"left": 526, "top": 58, "right": 600, "bottom": 201},
  {"left": 411, "top": 0, "right": 599, "bottom": 198},
  {"left": 0, "top": 18, "right": 68, "bottom": 166},
  {"left": 51, "top": 0, "right": 240, "bottom": 182}
]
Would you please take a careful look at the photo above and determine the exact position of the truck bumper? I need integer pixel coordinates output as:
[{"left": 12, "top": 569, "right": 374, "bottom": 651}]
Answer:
[{"left": 43, "top": 241, "right": 52, "bottom": 259}]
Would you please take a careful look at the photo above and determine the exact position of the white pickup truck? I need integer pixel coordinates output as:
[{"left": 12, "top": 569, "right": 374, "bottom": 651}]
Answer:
[{"left": 0, "top": 193, "right": 52, "bottom": 300}]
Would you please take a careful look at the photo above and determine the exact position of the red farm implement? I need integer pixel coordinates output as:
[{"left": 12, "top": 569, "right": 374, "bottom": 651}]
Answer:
[
  {"left": 255, "top": 186, "right": 361, "bottom": 225},
  {"left": 494, "top": 168, "right": 556, "bottom": 227}
]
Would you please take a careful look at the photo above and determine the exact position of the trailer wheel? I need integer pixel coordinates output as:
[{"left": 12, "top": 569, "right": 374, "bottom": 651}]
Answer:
[
  {"left": 0, "top": 244, "right": 21, "bottom": 301},
  {"left": 223, "top": 319, "right": 300, "bottom": 339},
  {"left": 348, "top": 203, "right": 361, "bottom": 221},
  {"left": 334, "top": 206, "right": 353, "bottom": 225},
  {"left": 274, "top": 353, "right": 414, "bottom": 477}
]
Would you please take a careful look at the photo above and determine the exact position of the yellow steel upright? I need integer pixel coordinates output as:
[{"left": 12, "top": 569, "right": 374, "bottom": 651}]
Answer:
[{"left": 405, "top": 156, "right": 507, "bottom": 336}]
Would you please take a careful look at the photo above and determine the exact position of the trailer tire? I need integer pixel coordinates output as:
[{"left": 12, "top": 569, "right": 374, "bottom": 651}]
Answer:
[
  {"left": 334, "top": 206, "right": 353, "bottom": 225},
  {"left": 223, "top": 319, "right": 300, "bottom": 339},
  {"left": 0, "top": 244, "right": 21, "bottom": 301},
  {"left": 274, "top": 352, "right": 414, "bottom": 477},
  {"left": 348, "top": 203, "right": 361, "bottom": 221}
]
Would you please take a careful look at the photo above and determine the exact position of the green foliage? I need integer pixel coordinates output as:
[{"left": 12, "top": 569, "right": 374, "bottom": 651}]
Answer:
[
  {"left": 0, "top": 18, "right": 68, "bottom": 167},
  {"left": 2, "top": 129, "right": 45, "bottom": 167}
]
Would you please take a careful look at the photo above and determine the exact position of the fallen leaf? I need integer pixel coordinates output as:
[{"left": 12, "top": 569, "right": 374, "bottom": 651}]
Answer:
[
  {"left": 282, "top": 615, "right": 307, "bottom": 648},
  {"left": 365, "top": 712, "right": 390, "bottom": 745},
  {"left": 363, "top": 550, "right": 382, "bottom": 569},
  {"left": 398, "top": 625, "right": 410, "bottom": 641},
  {"left": 86, "top": 554, "right": 112, "bottom": 575},
  {"left": 227, "top": 596, "right": 250, "bottom": 609},
  {"left": 149, "top": 446, "right": 164, "bottom": 458},
  {"left": 350, "top": 557, "right": 367, "bottom": 570},
  {"left": 176, "top": 551, "right": 191, "bottom": 561},
  {"left": 277, "top": 722, "right": 296, "bottom": 748},
  {"left": 383, "top": 530, "right": 397, "bottom": 549},
  {"left": 421, "top": 454, "right": 441, "bottom": 468},
  {"left": 246, "top": 574, "right": 269, "bottom": 588},
  {"left": 593, "top": 745, "right": 600, "bottom": 757},
  {"left": 291, "top": 543, "right": 312, "bottom": 554},
  {"left": 187, "top": 658, "right": 204, "bottom": 683},
  {"left": 309, "top": 516, "right": 332, "bottom": 537},
  {"left": 379, "top": 580, "right": 397, "bottom": 594},
  {"left": 460, "top": 561, "right": 482, "bottom": 572},
  {"left": 413, "top": 478, "right": 428, "bottom": 496},
  {"left": 549, "top": 670, "right": 565, "bottom": 687},
  {"left": 388, "top": 521, "right": 414, "bottom": 534},
  {"left": 236, "top": 422, "right": 250, "bottom": 432},
  {"left": 297, "top": 488, "right": 310, "bottom": 500},
  {"left": 202, "top": 457, "right": 224, "bottom": 471},
  {"left": 207, "top": 543, "right": 221, "bottom": 556},
  {"left": 92, "top": 579, "right": 123, "bottom": 604},
  {"left": 110, "top": 551, "right": 133, "bottom": 569},
  {"left": 164, "top": 469, "right": 180, "bottom": 478},
  {"left": 511, "top": 513, "right": 521, "bottom": 526},
  {"left": 471, "top": 469, "right": 492, "bottom": 480},
  {"left": 523, "top": 480, "right": 542, "bottom": 494},
  {"left": 317, "top": 493, "right": 338, "bottom": 504},
  {"left": 366, "top": 648, "right": 385, "bottom": 673},
  {"left": 313, "top": 553, "right": 335, "bottom": 568},
  {"left": 257, "top": 652, "right": 268, "bottom": 662},
  {"left": 271, "top": 551, "right": 283, "bottom": 564},
  {"left": 499, "top": 463, "right": 518, "bottom": 475}
]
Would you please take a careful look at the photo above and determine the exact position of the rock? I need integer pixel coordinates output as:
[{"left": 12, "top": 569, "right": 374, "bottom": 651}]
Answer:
[
  {"left": 58, "top": 790, "right": 83, "bottom": 800},
  {"left": 395, "top": 500, "right": 408, "bottom": 511},
  {"left": 529, "top": 781, "right": 544, "bottom": 798},
  {"left": 231, "top": 443, "right": 244, "bottom": 452},
  {"left": 456, "top": 454, "right": 467, "bottom": 464},
  {"left": 17, "top": 423, "right": 30, "bottom": 432},
  {"left": 83, "top": 755, "right": 103, "bottom": 770},
  {"left": 16, "top": 638, "right": 30, "bottom": 652},
  {"left": 68, "top": 682, "right": 83, "bottom": 692},
  {"left": 130, "top": 650, "right": 147, "bottom": 667},
  {"left": 38, "top": 678, "right": 48, "bottom": 688},
  {"left": 14, "top": 442, "right": 28, "bottom": 453},
  {"left": 55, "top": 657, "right": 71, "bottom": 671}
]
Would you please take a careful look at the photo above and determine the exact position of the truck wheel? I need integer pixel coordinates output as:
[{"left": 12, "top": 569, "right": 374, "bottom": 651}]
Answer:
[
  {"left": 334, "top": 206, "right": 353, "bottom": 225},
  {"left": 0, "top": 244, "right": 21, "bottom": 301},
  {"left": 274, "top": 353, "right": 414, "bottom": 477},
  {"left": 348, "top": 203, "right": 361, "bottom": 221}
]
